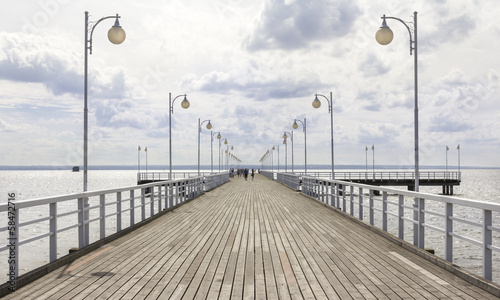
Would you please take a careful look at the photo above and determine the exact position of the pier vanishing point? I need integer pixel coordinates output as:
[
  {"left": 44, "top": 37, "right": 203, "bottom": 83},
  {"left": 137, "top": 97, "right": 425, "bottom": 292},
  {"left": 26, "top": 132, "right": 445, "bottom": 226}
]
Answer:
[{"left": 2, "top": 172, "right": 499, "bottom": 299}]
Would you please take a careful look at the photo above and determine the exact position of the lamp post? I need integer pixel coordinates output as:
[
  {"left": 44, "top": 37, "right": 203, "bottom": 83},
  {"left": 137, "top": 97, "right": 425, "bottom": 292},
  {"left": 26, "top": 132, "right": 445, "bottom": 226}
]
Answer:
[
  {"left": 84, "top": 11, "right": 126, "bottom": 192},
  {"left": 445, "top": 145, "right": 449, "bottom": 173},
  {"left": 198, "top": 118, "right": 212, "bottom": 175},
  {"left": 292, "top": 118, "right": 307, "bottom": 174},
  {"left": 312, "top": 92, "right": 334, "bottom": 179},
  {"left": 457, "top": 144, "right": 461, "bottom": 176},
  {"left": 145, "top": 147, "right": 148, "bottom": 173},
  {"left": 371, "top": 145, "right": 375, "bottom": 179},
  {"left": 220, "top": 138, "right": 227, "bottom": 172},
  {"left": 272, "top": 145, "right": 280, "bottom": 172},
  {"left": 169, "top": 93, "right": 190, "bottom": 180},
  {"left": 283, "top": 139, "right": 288, "bottom": 172},
  {"left": 211, "top": 132, "right": 220, "bottom": 173},
  {"left": 283, "top": 131, "right": 294, "bottom": 173},
  {"left": 376, "top": 11, "right": 421, "bottom": 248},
  {"left": 138, "top": 145, "right": 141, "bottom": 173},
  {"left": 226, "top": 144, "right": 234, "bottom": 171},
  {"left": 376, "top": 11, "right": 419, "bottom": 192}
]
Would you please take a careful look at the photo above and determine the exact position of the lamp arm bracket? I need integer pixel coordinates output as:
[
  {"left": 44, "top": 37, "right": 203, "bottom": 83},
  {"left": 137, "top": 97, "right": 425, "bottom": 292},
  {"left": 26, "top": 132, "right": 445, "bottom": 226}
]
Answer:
[
  {"left": 87, "top": 14, "right": 121, "bottom": 54},
  {"left": 382, "top": 15, "right": 415, "bottom": 55},
  {"left": 170, "top": 94, "right": 186, "bottom": 114}
]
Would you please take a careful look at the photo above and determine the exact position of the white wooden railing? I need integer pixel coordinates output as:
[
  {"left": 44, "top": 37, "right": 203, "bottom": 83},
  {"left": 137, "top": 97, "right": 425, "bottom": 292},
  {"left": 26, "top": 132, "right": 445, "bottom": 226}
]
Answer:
[
  {"left": 295, "top": 175, "right": 500, "bottom": 282},
  {"left": 0, "top": 173, "right": 229, "bottom": 284}
]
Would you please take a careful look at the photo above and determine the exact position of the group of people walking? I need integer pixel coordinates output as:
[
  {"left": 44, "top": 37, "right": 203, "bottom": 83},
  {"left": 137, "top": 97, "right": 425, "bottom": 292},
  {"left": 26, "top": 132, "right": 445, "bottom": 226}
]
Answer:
[{"left": 236, "top": 168, "right": 255, "bottom": 181}]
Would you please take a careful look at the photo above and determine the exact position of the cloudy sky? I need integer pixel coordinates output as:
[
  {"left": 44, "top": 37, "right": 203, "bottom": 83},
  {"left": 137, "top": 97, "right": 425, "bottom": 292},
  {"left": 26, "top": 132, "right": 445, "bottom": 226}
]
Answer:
[{"left": 0, "top": 0, "right": 499, "bottom": 170}]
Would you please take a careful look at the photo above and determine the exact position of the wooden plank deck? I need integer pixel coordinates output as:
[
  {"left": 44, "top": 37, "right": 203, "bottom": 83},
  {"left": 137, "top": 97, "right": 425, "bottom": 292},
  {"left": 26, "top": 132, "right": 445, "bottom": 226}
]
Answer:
[{"left": 5, "top": 174, "right": 498, "bottom": 299}]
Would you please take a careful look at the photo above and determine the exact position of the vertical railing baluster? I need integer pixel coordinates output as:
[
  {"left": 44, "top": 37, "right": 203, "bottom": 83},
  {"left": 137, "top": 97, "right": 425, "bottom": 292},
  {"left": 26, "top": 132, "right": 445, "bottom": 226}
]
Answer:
[
  {"left": 141, "top": 188, "right": 146, "bottom": 221},
  {"left": 369, "top": 190, "right": 374, "bottom": 226},
  {"left": 100, "top": 194, "right": 105, "bottom": 240},
  {"left": 445, "top": 202, "right": 453, "bottom": 262},
  {"left": 130, "top": 190, "right": 135, "bottom": 226},
  {"left": 342, "top": 185, "right": 346, "bottom": 213},
  {"left": 382, "top": 191, "right": 388, "bottom": 232},
  {"left": 359, "top": 187, "right": 363, "bottom": 220},
  {"left": 349, "top": 186, "right": 354, "bottom": 216},
  {"left": 483, "top": 209, "right": 493, "bottom": 280},
  {"left": 158, "top": 185, "right": 163, "bottom": 213},
  {"left": 398, "top": 195, "right": 404, "bottom": 240},
  {"left": 116, "top": 192, "right": 122, "bottom": 232},
  {"left": 150, "top": 186, "right": 154, "bottom": 217},
  {"left": 49, "top": 202, "right": 57, "bottom": 262},
  {"left": 78, "top": 197, "right": 86, "bottom": 249}
]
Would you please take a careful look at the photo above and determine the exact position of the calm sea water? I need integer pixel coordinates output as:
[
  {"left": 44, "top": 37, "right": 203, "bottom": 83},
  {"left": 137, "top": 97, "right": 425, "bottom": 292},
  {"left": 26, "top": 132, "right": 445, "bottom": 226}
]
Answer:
[{"left": 1, "top": 168, "right": 499, "bottom": 283}]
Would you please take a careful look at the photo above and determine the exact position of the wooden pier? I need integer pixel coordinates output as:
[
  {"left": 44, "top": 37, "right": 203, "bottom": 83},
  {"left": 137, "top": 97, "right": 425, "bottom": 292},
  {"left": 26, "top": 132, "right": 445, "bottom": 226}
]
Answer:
[{"left": 5, "top": 174, "right": 497, "bottom": 299}]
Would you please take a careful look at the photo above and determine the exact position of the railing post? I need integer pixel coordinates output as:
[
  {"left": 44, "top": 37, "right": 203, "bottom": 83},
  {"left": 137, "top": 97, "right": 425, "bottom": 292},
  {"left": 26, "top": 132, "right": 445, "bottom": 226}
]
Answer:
[
  {"left": 141, "top": 188, "right": 146, "bottom": 221},
  {"left": 158, "top": 185, "right": 163, "bottom": 212},
  {"left": 398, "top": 195, "right": 404, "bottom": 240},
  {"left": 169, "top": 182, "right": 174, "bottom": 208},
  {"left": 342, "top": 185, "right": 346, "bottom": 212},
  {"left": 130, "top": 190, "right": 135, "bottom": 226},
  {"left": 483, "top": 209, "right": 493, "bottom": 280},
  {"left": 78, "top": 197, "right": 86, "bottom": 249},
  {"left": 445, "top": 202, "right": 453, "bottom": 262},
  {"left": 349, "top": 186, "right": 354, "bottom": 216},
  {"left": 49, "top": 202, "right": 57, "bottom": 262},
  {"left": 382, "top": 191, "right": 388, "bottom": 232},
  {"left": 116, "top": 192, "right": 122, "bottom": 232},
  {"left": 369, "top": 190, "right": 374, "bottom": 226},
  {"left": 100, "top": 194, "right": 105, "bottom": 240},
  {"left": 358, "top": 187, "right": 363, "bottom": 220},
  {"left": 150, "top": 186, "right": 154, "bottom": 217}
]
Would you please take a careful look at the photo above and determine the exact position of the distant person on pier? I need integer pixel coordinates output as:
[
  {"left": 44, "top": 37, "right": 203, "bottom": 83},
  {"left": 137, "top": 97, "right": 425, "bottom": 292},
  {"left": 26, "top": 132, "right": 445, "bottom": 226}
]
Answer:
[
  {"left": 251, "top": 169, "right": 255, "bottom": 180},
  {"left": 244, "top": 168, "right": 249, "bottom": 181}
]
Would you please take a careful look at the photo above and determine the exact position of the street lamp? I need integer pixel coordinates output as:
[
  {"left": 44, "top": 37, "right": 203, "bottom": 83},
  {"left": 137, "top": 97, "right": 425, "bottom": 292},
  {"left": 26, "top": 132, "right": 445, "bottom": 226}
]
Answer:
[
  {"left": 169, "top": 93, "right": 190, "bottom": 180},
  {"left": 312, "top": 92, "right": 334, "bottom": 179},
  {"left": 211, "top": 131, "right": 220, "bottom": 173},
  {"left": 198, "top": 118, "right": 212, "bottom": 175},
  {"left": 272, "top": 145, "right": 280, "bottom": 172},
  {"left": 292, "top": 118, "right": 307, "bottom": 174},
  {"left": 283, "top": 131, "right": 294, "bottom": 172},
  {"left": 282, "top": 139, "right": 288, "bottom": 172},
  {"left": 83, "top": 11, "right": 126, "bottom": 192},
  {"left": 376, "top": 12, "right": 419, "bottom": 192}
]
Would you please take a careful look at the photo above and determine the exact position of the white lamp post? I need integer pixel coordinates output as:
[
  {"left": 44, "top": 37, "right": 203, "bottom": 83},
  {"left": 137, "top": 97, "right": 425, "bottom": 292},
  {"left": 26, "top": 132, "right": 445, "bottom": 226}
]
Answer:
[
  {"left": 84, "top": 11, "right": 126, "bottom": 192},
  {"left": 376, "top": 12, "right": 419, "bottom": 192},
  {"left": 283, "top": 131, "right": 294, "bottom": 173},
  {"left": 169, "top": 93, "right": 190, "bottom": 180},
  {"left": 272, "top": 145, "right": 280, "bottom": 172},
  {"left": 312, "top": 92, "right": 334, "bottom": 179},
  {"left": 292, "top": 118, "right": 307, "bottom": 174},
  {"left": 211, "top": 131, "right": 220, "bottom": 173},
  {"left": 198, "top": 118, "right": 212, "bottom": 175}
]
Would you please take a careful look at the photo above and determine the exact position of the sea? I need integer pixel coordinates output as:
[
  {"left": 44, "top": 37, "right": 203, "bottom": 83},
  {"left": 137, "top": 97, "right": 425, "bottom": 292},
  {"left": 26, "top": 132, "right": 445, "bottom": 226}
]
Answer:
[{"left": 1, "top": 167, "right": 499, "bottom": 284}]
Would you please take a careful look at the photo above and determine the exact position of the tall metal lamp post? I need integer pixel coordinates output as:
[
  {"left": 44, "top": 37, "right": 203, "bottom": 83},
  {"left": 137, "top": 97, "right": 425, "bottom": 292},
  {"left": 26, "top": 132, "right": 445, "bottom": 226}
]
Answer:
[
  {"left": 198, "top": 118, "right": 212, "bottom": 175},
  {"left": 272, "top": 145, "right": 280, "bottom": 172},
  {"left": 84, "top": 11, "right": 126, "bottom": 192},
  {"left": 376, "top": 12, "right": 419, "bottom": 192},
  {"left": 169, "top": 93, "right": 190, "bottom": 180},
  {"left": 283, "top": 131, "right": 294, "bottom": 172},
  {"left": 292, "top": 118, "right": 307, "bottom": 174},
  {"left": 376, "top": 11, "right": 422, "bottom": 249},
  {"left": 312, "top": 92, "right": 334, "bottom": 179},
  {"left": 211, "top": 132, "right": 221, "bottom": 173}
]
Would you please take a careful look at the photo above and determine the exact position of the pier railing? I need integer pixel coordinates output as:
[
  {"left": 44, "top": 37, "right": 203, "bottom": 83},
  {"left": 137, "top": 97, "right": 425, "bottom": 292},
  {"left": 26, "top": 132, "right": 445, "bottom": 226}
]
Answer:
[
  {"left": 137, "top": 171, "right": 219, "bottom": 182},
  {"left": 294, "top": 175, "right": 500, "bottom": 282},
  {"left": 0, "top": 173, "right": 229, "bottom": 282},
  {"left": 277, "top": 171, "right": 461, "bottom": 181}
]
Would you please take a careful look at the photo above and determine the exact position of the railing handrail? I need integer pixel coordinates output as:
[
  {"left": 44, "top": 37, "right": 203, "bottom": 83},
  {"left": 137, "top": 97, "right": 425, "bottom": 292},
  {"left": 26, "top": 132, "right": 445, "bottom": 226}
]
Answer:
[
  {"left": 0, "top": 172, "right": 230, "bottom": 285},
  {"left": 299, "top": 175, "right": 500, "bottom": 282}
]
